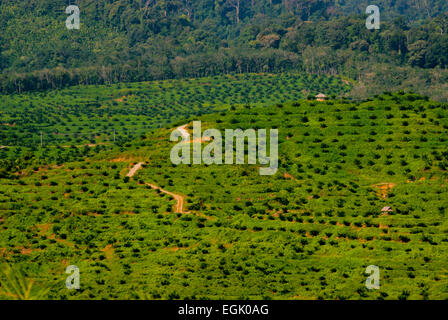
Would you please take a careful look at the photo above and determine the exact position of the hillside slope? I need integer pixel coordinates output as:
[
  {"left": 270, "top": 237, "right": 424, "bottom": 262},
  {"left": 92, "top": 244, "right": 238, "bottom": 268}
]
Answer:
[{"left": 1, "top": 92, "right": 447, "bottom": 299}]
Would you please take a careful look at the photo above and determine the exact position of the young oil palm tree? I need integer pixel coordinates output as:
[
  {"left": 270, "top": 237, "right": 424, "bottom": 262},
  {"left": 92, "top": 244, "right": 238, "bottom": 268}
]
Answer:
[{"left": 0, "top": 264, "right": 50, "bottom": 300}]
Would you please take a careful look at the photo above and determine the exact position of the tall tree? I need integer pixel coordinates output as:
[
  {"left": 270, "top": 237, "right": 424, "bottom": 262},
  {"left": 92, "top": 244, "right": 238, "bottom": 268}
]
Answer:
[{"left": 227, "top": 0, "right": 241, "bottom": 24}]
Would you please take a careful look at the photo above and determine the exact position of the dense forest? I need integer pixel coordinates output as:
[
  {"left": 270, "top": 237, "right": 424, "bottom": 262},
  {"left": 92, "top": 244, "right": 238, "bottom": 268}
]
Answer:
[{"left": 0, "top": 0, "right": 447, "bottom": 98}]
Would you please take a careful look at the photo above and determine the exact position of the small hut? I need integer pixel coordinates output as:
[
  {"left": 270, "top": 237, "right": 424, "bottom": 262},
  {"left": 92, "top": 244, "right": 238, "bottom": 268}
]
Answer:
[
  {"left": 381, "top": 206, "right": 393, "bottom": 214},
  {"left": 315, "top": 93, "right": 327, "bottom": 101}
]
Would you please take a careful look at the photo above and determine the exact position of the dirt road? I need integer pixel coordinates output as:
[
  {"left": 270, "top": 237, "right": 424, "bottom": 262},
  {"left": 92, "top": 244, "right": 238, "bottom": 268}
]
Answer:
[
  {"left": 145, "top": 183, "right": 185, "bottom": 214},
  {"left": 176, "top": 124, "right": 190, "bottom": 141},
  {"left": 174, "top": 123, "right": 211, "bottom": 143},
  {"left": 126, "top": 162, "right": 186, "bottom": 214},
  {"left": 126, "top": 162, "right": 144, "bottom": 177}
]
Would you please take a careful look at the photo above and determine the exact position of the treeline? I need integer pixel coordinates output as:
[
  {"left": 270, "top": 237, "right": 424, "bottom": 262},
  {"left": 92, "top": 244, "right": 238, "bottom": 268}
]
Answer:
[
  {"left": 0, "top": 48, "right": 299, "bottom": 93},
  {"left": 0, "top": 0, "right": 447, "bottom": 94}
]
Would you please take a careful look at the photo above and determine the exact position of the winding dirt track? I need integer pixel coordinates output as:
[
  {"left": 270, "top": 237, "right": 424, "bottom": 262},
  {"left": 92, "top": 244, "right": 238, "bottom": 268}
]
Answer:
[
  {"left": 176, "top": 124, "right": 190, "bottom": 141},
  {"left": 175, "top": 123, "right": 211, "bottom": 143},
  {"left": 144, "top": 183, "right": 185, "bottom": 214},
  {"left": 126, "top": 162, "right": 186, "bottom": 214},
  {"left": 126, "top": 162, "right": 144, "bottom": 177}
]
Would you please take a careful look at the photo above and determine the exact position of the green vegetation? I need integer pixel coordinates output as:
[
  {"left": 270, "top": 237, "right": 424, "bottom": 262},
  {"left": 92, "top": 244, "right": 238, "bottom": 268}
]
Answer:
[
  {"left": 1, "top": 87, "right": 447, "bottom": 300},
  {"left": 0, "top": 73, "right": 349, "bottom": 150},
  {"left": 0, "top": 263, "right": 50, "bottom": 300},
  {"left": 1, "top": 1, "right": 447, "bottom": 100},
  {"left": 1, "top": 0, "right": 447, "bottom": 303}
]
